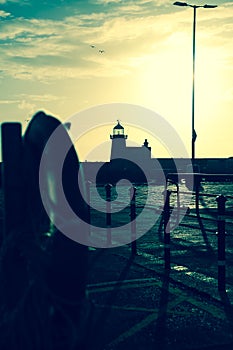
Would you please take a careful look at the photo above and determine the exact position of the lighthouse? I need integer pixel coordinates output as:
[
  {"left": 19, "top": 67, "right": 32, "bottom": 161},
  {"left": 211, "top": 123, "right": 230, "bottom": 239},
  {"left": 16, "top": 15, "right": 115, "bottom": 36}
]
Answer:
[{"left": 110, "top": 120, "right": 127, "bottom": 161}]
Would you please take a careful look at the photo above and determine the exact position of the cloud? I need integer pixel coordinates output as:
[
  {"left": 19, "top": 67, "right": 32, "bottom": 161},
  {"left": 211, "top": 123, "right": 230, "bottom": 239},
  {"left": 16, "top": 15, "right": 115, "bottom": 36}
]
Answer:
[
  {"left": 17, "top": 100, "right": 36, "bottom": 119},
  {"left": 0, "top": 0, "right": 27, "bottom": 3},
  {"left": 92, "top": 0, "right": 122, "bottom": 4},
  {"left": 0, "top": 99, "right": 19, "bottom": 104},
  {"left": 0, "top": 1, "right": 232, "bottom": 83},
  {"left": 0, "top": 10, "right": 11, "bottom": 17},
  {"left": 92, "top": 0, "right": 170, "bottom": 5},
  {"left": 18, "top": 93, "right": 59, "bottom": 102},
  {"left": 18, "top": 99, "right": 35, "bottom": 110}
]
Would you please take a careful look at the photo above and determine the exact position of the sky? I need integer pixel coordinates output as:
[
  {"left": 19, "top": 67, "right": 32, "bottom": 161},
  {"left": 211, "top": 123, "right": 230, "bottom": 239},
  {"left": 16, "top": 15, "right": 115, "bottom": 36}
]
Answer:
[{"left": 0, "top": 0, "right": 232, "bottom": 161}]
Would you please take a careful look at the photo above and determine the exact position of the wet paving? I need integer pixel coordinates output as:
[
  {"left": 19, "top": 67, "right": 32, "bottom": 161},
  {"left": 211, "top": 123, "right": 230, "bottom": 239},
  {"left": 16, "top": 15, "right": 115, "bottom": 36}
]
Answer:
[{"left": 86, "top": 209, "right": 233, "bottom": 349}]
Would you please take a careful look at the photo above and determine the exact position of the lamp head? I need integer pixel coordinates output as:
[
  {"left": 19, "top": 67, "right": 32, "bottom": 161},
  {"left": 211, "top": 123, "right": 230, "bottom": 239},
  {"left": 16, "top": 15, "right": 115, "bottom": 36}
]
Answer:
[
  {"left": 173, "top": 1, "right": 188, "bottom": 6},
  {"left": 203, "top": 4, "right": 218, "bottom": 8},
  {"left": 173, "top": 2, "right": 218, "bottom": 8}
]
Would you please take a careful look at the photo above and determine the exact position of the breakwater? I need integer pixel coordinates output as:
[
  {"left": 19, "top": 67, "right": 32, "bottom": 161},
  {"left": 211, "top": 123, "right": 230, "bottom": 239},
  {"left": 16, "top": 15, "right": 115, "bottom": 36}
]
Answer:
[{"left": 81, "top": 157, "right": 233, "bottom": 184}]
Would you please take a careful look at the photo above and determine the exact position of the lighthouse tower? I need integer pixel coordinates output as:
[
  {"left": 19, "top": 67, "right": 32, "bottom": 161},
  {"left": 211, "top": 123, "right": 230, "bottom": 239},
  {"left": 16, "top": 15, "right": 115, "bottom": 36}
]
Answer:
[{"left": 110, "top": 120, "right": 127, "bottom": 160}]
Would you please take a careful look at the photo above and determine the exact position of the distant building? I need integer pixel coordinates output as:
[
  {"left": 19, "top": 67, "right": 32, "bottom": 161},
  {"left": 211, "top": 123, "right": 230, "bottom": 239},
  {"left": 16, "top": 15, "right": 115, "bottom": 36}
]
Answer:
[{"left": 80, "top": 121, "right": 233, "bottom": 185}]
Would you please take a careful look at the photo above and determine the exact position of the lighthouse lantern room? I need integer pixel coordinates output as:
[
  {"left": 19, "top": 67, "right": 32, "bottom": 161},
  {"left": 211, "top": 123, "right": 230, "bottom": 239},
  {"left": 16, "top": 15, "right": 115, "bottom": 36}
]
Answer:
[
  {"left": 110, "top": 120, "right": 127, "bottom": 139},
  {"left": 110, "top": 120, "right": 127, "bottom": 160}
]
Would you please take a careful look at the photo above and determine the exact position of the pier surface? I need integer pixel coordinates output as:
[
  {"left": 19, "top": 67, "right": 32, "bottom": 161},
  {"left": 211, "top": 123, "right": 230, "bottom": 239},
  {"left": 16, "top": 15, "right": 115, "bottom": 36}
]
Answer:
[{"left": 86, "top": 210, "right": 233, "bottom": 350}]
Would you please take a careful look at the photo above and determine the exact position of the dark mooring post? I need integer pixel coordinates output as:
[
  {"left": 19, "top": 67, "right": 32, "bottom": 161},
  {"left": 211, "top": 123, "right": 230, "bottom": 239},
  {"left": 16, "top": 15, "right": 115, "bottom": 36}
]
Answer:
[
  {"left": 86, "top": 180, "right": 92, "bottom": 237},
  {"left": 164, "top": 190, "right": 171, "bottom": 270},
  {"left": 216, "top": 195, "right": 227, "bottom": 292},
  {"left": 130, "top": 186, "right": 137, "bottom": 255},
  {"left": 1, "top": 123, "right": 23, "bottom": 239},
  {"left": 105, "top": 183, "right": 112, "bottom": 246},
  {"left": 195, "top": 179, "right": 200, "bottom": 217}
]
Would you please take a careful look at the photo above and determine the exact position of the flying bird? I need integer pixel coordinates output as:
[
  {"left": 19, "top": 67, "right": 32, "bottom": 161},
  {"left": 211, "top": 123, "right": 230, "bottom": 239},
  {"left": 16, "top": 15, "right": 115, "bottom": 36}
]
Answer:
[{"left": 89, "top": 45, "right": 106, "bottom": 53}]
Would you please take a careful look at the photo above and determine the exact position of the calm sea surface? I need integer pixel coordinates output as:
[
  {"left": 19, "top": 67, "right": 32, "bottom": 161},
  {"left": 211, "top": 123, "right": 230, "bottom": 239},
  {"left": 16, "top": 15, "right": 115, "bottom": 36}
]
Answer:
[
  {"left": 90, "top": 182, "right": 233, "bottom": 212},
  {"left": 0, "top": 182, "right": 232, "bottom": 222}
]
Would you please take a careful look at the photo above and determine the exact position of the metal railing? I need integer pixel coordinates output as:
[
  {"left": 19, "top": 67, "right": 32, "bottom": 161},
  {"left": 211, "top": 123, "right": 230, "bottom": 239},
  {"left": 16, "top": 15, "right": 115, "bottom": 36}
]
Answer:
[{"left": 87, "top": 182, "right": 233, "bottom": 292}]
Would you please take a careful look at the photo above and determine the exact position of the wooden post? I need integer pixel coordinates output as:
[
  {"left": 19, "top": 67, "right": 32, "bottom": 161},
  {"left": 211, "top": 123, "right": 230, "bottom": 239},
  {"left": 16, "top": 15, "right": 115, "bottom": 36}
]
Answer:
[
  {"left": 130, "top": 186, "right": 137, "bottom": 255},
  {"left": 1, "top": 123, "right": 23, "bottom": 238},
  {"left": 216, "top": 195, "right": 227, "bottom": 292}
]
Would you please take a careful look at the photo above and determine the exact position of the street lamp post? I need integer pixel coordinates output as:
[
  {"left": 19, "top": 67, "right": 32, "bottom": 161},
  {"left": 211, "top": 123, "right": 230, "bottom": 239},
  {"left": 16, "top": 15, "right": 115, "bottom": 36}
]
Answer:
[{"left": 173, "top": 2, "right": 217, "bottom": 161}]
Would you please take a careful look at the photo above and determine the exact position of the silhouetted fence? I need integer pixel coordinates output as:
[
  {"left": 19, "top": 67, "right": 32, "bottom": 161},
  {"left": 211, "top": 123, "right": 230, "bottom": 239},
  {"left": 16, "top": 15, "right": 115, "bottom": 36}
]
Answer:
[
  {"left": 87, "top": 182, "right": 232, "bottom": 292},
  {"left": 163, "top": 188, "right": 229, "bottom": 291},
  {"left": 130, "top": 186, "right": 137, "bottom": 256},
  {"left": 1, "top": 120, "right": 233, "bottom": 302}
]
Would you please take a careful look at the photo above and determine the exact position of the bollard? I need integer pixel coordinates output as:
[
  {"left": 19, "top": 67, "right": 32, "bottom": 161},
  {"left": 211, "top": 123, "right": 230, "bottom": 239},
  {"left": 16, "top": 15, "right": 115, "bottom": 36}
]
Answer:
[
  {"left": 173, "top": 182, "right": 180, "bottom": 227},
  {"left": 195, "top": 180, "right": 200, "bottom": 217},
  {"left": 105, "top": 183, "right": 112, "bottom": 246},
  {"left": 164, "top": 190, "right": 171, "bottom": 270},
  {"left": 130, "top": 186, "right": 137, "bottom": 255},
  {"left": 1, "top": 123, "right": 23, "bottom": 239},
  {"left": 216, "top": 195, "right": 227, "bottom": 292},
  {"left": 86, "top": 181, "right": 92, "bottom": 237}
]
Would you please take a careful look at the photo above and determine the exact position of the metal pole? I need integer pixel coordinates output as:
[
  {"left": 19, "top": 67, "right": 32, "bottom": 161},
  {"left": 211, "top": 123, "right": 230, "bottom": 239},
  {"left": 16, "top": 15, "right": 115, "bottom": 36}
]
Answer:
[
  {"left": 130, "top": 186, "right": 137, "bottom": 255},
  {"left": 86, "top": 181, "right": 92, "bottom": 237},
  {"left": 216, "top": 195, "right": 227, "bottom": 292},
  {"left": 105, "top": 183, "right": 112, "bottom": 246},
  {"left": 192, "top": 6, "right": 196, "bottom": 160},
  {"left": 173, "top": 2, "right": 218, "bottom": 160},
  {"left": 164, "top": 190, "right": 171, "bottom": 270},
  {"left": 195, "top": 176, "right": 200, "bottom": 216}
]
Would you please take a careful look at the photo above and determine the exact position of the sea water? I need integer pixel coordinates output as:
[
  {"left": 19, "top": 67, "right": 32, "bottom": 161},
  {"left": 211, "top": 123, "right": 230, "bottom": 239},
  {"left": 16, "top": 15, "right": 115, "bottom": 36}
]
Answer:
[{"left": 89, "top": 182, "right": 233, "bottom": 212}]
